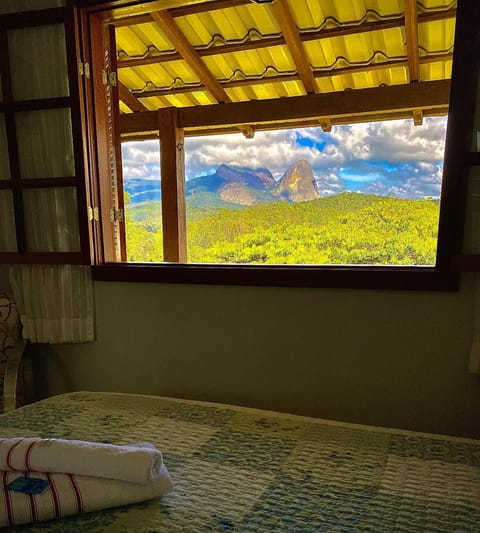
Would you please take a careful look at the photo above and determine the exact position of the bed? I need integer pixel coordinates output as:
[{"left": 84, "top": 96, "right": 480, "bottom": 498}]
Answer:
[{"left": 0, "top": 391, "right": 479, "bottom": 532}]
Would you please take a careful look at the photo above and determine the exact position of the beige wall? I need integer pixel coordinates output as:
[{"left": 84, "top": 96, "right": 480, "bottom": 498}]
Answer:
[
  {"left": 35, "top": 275, "right": 480, "bottom": 439},
  {"left": 0, "top": 266, "right": 10, "bottom": 292}
]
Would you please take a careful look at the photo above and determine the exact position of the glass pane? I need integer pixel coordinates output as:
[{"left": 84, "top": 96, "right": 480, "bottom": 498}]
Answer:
[
  {"left": 0, "top": 115, "right": 10, "bottom": 180},
  {"left": 23, "top": 187, "right": 80, "bottom": 252},
  {"left": 464, "top": 167, "right": 480, "bottom": 253},
  {"left": 8, "top": 24, "right": 69, "bottom": 100},
  {"left": 16, "top": 108, "right": 74, "bottom": 179},
  {"left": 0, "top": 190, "right": 17, "bottom": 252},
  {"left": 121, "top": 140, "right": 164, "bottom": 262},
  {"left": 0, "top": 0, "right": 65, "bottom": 15}
]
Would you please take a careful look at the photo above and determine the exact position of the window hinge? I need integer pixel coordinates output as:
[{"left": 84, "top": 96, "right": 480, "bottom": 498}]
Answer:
[
  {"left": 102, "top": 70, "right": 117, "bottom": 87},
  {"left": 79, "top": 61, "right": 90, "bottom": 79},
  {"left": 110, "top": 208, "right": 124, "bottom": 223},
  {"left": 88, "top": 206, "right": 99, "bottom": 222}
]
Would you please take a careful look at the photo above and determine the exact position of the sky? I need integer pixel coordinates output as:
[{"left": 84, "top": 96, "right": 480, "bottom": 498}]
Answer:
[{"left": 121, "top": 116, "right": 447, "bottom": 200}]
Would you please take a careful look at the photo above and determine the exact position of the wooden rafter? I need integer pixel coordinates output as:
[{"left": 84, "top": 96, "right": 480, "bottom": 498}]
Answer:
[
  {"left": 117, "top": 8, "right": 456, "bottom": 70},
  {"left": 120, "top": 107, "right": 448, "bottom": 140},
  {"left": 112, "top": 0, "right": 251, "bottom": 26},
  {"left": 120, "top": 79, "right": 451, "bottom": 134},
  {"left": 404, "top": 0, "right": 420, "bottom": 82},
  {"left": 101, "top": 0, "right": 238, "bottom": 23},
  {"left": 170, "top": 0, "right": 251, "bottom": 17},
  {"left": 150, "top": 10, "right": 231, "bottom": 103},
  {"left": 270, "top": 0, "right": 316, "bottom": 94},
  {"left": 118, "top": 81, "right": 149, "bottom": 112},
  {"left": 128, "top": 53, "right": 451, "bottom": 99},
  {"left": 113, "top": 2, "right": 455, "bottom": 28}
]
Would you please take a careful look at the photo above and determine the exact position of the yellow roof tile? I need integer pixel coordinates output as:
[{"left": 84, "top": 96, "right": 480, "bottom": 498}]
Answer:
[{"left": 115, "top": 0, "right": 456, "bottom": 111}]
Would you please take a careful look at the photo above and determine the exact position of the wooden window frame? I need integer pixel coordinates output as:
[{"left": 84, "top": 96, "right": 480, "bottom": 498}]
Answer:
[
  {"left": 75, "top": 0, "right": 478, "bottom": 290},
  {"left": 0, "top": 7, "right": 91, "bottom": 265}
]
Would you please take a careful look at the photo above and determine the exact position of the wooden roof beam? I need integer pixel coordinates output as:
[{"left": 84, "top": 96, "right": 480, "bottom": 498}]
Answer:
[
  {"left": 117, "top": 8, "right": 456, "bottom": 69},
  {"left": 111, "top": 0, "right": 251, "bottom": 26},
  {"left": 404, "top": 0, "right": 420, "bottom": 82},
  {"left": 170, "top": 0, "right": 251, "bottom": 17},
  {"left": 128, "top": 53, "right": 451, "bottom": 99},
  {"left": 270, "top": 0, "right": 317, "bottom": 94},
  {"left": 120, "top": 107, "right": 448, "bottom": 140},
  {"left": 118, "top": 81, "right": 149, "bottom": 112},
  {"left": 112, "top": 2, "right": 454, "bottom": 30},
  {"left": 150, "top": 10, "right": 231, "bottom": 103},
  {"left": 120, "top": 79, "right": 451, "bottom": 134}
]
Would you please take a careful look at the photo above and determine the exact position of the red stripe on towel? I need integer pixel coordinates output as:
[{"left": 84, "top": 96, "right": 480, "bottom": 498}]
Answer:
[
  {"left": 25, "top": 441, "right": 37, "bottom": 471},
  {"left": 24, "top": 472, "right": 38, "bottom": 523},
  {"left": 46, "top": 473, "right": 61, "bottom": 519},
  {"left": 6, "top": 439, "right": 23, "bottom": 470},
  {"left": 68, "top": 474, "right": 83, "bottom": 513},
  {"left": 3, "top": 471, "right": 14, "bottom": 527}
]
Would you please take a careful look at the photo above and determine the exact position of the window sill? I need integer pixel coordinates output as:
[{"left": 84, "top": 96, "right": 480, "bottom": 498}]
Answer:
[{"left": 91, "top": 263, "right": 459, "bottom": 291}]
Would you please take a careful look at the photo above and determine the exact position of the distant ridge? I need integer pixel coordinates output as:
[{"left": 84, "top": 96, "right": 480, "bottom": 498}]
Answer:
[
  {"left": 186, "top": 161, "right": 318, "bottom": 206},
  {"left": 125, "top": 161, "right": 321, "bottom": 206}
]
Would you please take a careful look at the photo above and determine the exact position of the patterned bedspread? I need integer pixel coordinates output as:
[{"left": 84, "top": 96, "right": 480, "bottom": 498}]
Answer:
[{"left": 0, "top": 392, "right": 479, "bottom": 532}]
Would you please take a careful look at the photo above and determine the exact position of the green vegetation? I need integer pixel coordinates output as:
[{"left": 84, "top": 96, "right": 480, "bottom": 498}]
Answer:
[{"left": 124, "top": 193, "right": 440, "bottom": 265}]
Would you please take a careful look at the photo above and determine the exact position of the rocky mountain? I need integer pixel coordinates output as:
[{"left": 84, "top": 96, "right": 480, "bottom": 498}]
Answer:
[
  {"left": 186, "top": 161, "right": 319, "bottom": 205},
  {"left": 186, "top": 164, "right": 275, "bottom": 197},
  {"left": 125, "top": 161, "right": 319, "bottom": 206},
  {"left": 272, "top": 160, "right": 319, "bottom": 202},
  {"left": 219, "top": 182, "right": 260, "bottom": 205}
]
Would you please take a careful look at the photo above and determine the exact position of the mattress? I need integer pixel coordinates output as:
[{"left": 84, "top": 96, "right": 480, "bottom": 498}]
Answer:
[{"left": 0, "top": 391, "right": 479, "bottom": 532}]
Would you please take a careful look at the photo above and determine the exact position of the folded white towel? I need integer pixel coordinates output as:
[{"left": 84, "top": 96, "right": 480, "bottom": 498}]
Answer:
[
  {"left": 0, "top": 464, "right": 173, "bottom": 528},
  {"left": 0, "top": 438, "right": 163, "bottom": 484}
]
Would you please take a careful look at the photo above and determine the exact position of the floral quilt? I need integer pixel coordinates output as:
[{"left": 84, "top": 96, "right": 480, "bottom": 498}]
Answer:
[{"left": 0, "top": 391, "right": 479, "bottom": 532}]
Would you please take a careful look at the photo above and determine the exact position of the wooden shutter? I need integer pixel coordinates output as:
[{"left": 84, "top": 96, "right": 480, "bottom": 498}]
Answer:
[
  {"left": 0, "top": 7, "right": 91, "bottom": 265},
  {"left": 81, "top": 11, "right": 126, "bottom": 263}
]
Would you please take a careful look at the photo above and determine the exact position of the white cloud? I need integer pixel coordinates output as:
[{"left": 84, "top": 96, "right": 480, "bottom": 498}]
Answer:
[{"left": 121, "top": 116, "right": 448, "bottom": 199}]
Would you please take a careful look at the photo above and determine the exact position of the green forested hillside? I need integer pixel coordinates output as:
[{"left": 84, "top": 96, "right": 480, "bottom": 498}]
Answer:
[{"left": 125, "top": 193, "right": 440, "bottom": 265}]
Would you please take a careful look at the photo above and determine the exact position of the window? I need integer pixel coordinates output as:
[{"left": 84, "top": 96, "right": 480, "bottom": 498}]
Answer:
[
  {"left": 75, "top": 0, "right": 477, "bottom": 288},
  {"left": 123, "top": 118, "right": 447, "bottom": 266},
  {"left": 0, "top": 7, "right": 90, "bottom": 265}
]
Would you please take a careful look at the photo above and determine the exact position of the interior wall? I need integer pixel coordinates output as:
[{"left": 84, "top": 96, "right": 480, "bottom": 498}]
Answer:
[
  {"left": 0, "top": 266, "right": 10, "bottom": 292},
  {"left": 36, "top": 274, "right": 480, "bottom": 439}
]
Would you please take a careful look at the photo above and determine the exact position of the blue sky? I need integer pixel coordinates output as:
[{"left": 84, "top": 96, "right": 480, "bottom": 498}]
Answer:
[{"left": 121, "top": 116, "right": 447, "bottom": 200}]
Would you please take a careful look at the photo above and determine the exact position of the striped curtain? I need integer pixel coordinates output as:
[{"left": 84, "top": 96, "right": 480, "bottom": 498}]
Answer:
[{"left": 9, "top": 266, "right": 94, "bottom": 344}]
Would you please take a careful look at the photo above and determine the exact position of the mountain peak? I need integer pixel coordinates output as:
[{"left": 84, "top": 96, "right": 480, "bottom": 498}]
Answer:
[
  {"left": 185, "top": 161, "right": 318, "bottom": 206},
  {"left": 215, "top": 164, "right": 275, "bottom": 188},
  {"left": 272, "top": 160, "right": 319, "bottom": 202}
]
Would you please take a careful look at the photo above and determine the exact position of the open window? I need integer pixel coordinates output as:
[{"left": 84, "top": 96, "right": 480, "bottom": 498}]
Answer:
[
  {"left": 78, "top": 0, "right": 469, "bottom": 289},
  {"left": 123, "top": 119, "right": 447, "bottom": 266},
  {"left": 0, "top": 7, "right": 91, "bottom": 265}
]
